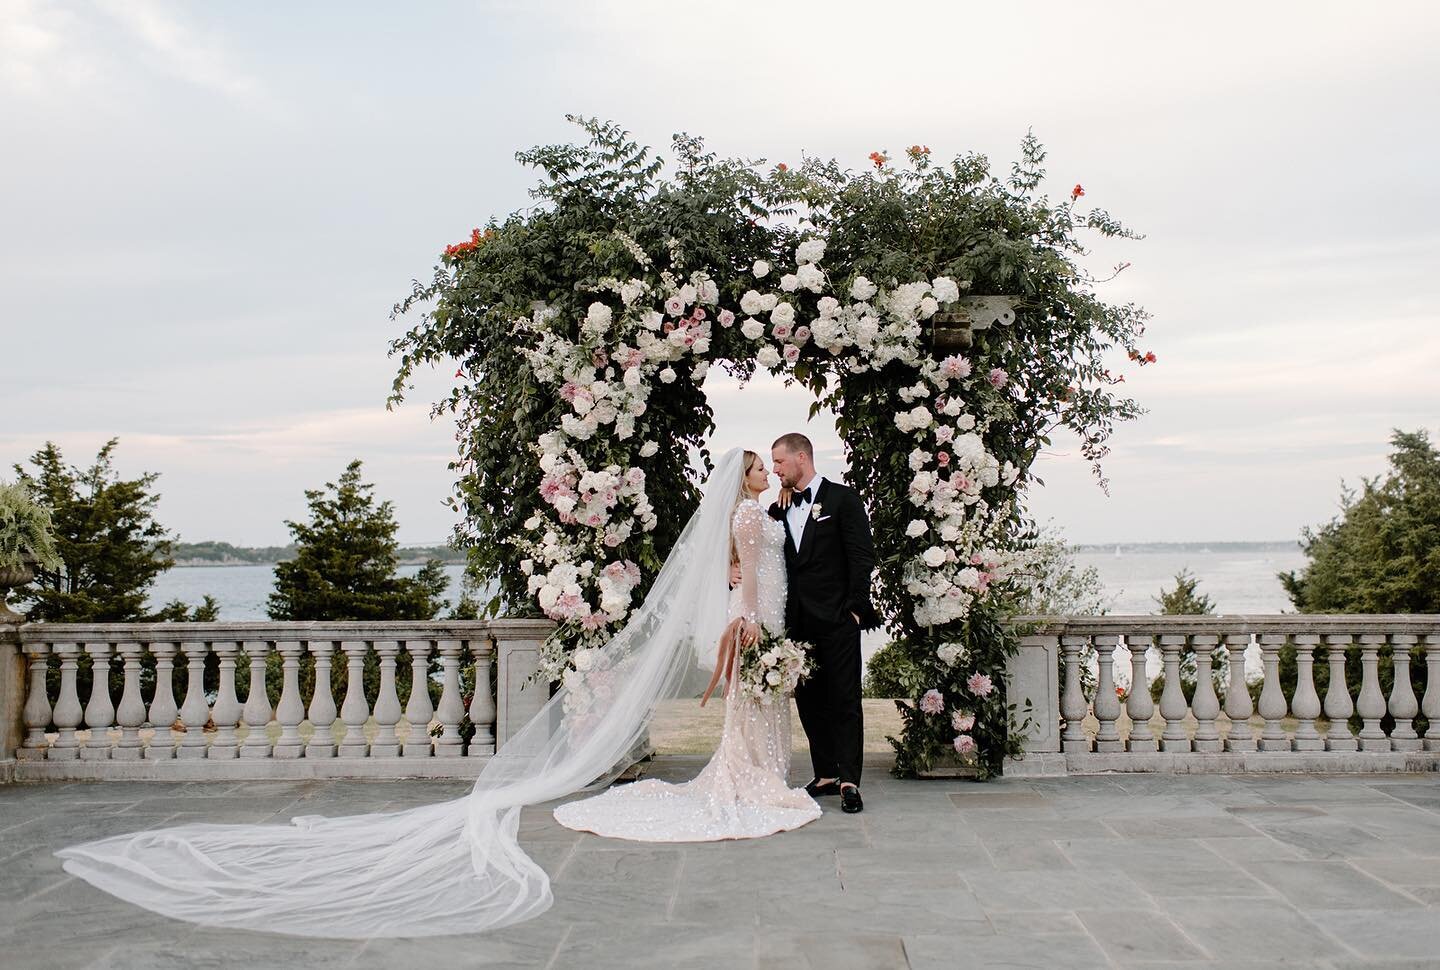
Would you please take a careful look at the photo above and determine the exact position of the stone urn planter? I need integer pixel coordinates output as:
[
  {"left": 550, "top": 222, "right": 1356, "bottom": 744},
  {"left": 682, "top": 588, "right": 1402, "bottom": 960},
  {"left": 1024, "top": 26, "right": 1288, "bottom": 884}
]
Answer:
[{"left": 0, "top": 562, "right": 34, "bottom": 622}]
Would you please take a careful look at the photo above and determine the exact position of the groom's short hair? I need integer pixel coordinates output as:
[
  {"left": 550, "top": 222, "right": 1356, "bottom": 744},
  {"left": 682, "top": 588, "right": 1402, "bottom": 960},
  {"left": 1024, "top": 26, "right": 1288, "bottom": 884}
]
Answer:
[{"left": 772, "top": 432, "right": 813, "bottom": 459}]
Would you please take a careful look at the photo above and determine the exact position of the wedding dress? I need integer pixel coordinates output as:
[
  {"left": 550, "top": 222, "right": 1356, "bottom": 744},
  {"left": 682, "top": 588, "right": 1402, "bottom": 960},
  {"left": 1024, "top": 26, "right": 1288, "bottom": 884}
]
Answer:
[
  {"left": 53, "top": 449, "right": 792, "bottom": 939},
  {"left": 552, "top": 499, "right": 821, "bottom": 841}
]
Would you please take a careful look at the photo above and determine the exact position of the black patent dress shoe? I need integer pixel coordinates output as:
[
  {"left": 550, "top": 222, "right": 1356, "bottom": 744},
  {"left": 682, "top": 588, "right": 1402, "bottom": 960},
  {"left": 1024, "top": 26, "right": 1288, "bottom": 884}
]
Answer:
[
  {"left": 840, "top": 785, "right": 864, "bottom": 814},
  {"left": 805, "top": 778, "right": 841, "bottom": 797}
]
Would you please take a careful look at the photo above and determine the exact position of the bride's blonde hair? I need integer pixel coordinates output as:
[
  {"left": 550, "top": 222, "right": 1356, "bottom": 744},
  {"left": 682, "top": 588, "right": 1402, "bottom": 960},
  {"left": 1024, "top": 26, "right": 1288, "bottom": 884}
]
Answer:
[{"left": 730, "top": 450, "right": 759, "bottom": 568}]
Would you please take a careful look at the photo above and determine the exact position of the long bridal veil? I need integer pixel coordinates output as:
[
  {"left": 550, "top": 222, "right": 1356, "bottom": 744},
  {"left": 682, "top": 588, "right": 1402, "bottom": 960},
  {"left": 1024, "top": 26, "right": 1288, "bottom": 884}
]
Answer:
[{"left": 55, "top": 449, "right": 744, "bottom": 938}]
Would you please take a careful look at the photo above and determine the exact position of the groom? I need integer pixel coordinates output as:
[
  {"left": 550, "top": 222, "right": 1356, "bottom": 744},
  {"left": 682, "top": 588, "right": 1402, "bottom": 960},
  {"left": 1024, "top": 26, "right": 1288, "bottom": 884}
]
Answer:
[{"left": 769, "top": 433, "right": 880, "bottom": 814}]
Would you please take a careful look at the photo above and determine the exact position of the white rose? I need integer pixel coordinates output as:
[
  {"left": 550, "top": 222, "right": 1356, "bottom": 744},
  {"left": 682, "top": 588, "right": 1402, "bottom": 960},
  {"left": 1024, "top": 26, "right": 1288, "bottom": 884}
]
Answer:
[
  {"left": 692, "top": 360, "right": 710, "bottom": 382},
  {"left": 918, "top": 296, "right": 939, "bottom": 319},
  {"left": 770, "top": 302, "right": 796, "bottom": 326},
  {"left": 850, "top": 276, "right": 878, "bottom": 301},
  {"left": 922, "top": 546, "right": 948, "bottom": 569},
  {"left": 759, "top": 293, "right": 779, "bottom": 312},
  {"left": 537, "top": 584, "right": 561, "bottom": 611},
  {"left": 679, "top": 283, "right": 697, "bottom": 306},
  {"left": 697, "top": 279, "right": 719, "bottom": 304},
  {"left": 906, "top": 520, "right": 928, "bottom": 538},
  {"left": 753, "top": 260, "right": 771, "bottom": 279},
  {"left": 779, "top": 274, "right": 799, "bottom": 293},
  {"left": 741, "top": 318, "right": 764, "bottom": 340},
  {"left": 765, "top": 669, "right": 782, "bottom": 686},
  {"left": 932, "top": 276, "right": 960, "bottom": 303},
  {"left": 740, "top": 290, "right": 765, "bottom": 315},
  {"left": 572, "top": 648, "right": 595, "bottom": 671},
  {"left": 640, "top": 440, "right": 659, "bottom": 458},
  {"left": 957, "top": 567, "right": 981, "bottom": 589},
  {"left": 620, "top": 280, "right": 644, "bottom": 305},
  {"left": 623, "top": 367, "right": 642, "bottom": 389},
  {"left": 907, "top": 405, "right": 933, "bottom": 430},
  {"left": 693, "top": 337, "right": 711, "bottom": 354},
  {"left": 659, "top": 367, "right": 677, "bottom": 384},
  {"left": 796, "top": 263, "right": 825, "bottom": 293},
  {"left": 817, "top": 296, "right": 840, "bottom": 318},
  {"left": 796, "top": 238, "right": 826, "bottom": 264},
  {"left": 757, "top": 345, "right": 781, "bottom": 368}
]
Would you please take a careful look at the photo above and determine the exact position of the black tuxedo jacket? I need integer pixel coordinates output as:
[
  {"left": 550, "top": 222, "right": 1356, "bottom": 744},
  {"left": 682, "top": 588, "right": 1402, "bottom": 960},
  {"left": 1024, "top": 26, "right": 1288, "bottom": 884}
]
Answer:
[{"left": 769, "top": 478, "right": 881, "bottom": 632}]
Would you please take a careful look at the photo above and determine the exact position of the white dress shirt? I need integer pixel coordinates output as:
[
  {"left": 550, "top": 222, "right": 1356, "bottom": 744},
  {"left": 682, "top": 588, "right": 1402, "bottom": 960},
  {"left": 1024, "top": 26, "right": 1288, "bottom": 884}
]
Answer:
[{"left": 785, "top": 474, "right": 825, "bottom": 552}]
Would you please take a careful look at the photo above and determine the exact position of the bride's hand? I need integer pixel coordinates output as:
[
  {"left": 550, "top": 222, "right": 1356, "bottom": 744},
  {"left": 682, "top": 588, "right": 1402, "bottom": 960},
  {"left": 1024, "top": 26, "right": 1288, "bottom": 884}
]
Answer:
[
  {"left": 778, "top": 486, "right": 792, "bottom": 509},
  {"left": 741, "top": 619, "right": 760, "bottom": 646}
]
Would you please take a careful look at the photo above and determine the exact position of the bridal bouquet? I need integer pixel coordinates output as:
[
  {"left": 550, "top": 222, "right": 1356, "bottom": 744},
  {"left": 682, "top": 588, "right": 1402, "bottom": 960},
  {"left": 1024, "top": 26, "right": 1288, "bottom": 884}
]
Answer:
[{"left": 737, "top": 632, "right": 814, "bottom": 705}]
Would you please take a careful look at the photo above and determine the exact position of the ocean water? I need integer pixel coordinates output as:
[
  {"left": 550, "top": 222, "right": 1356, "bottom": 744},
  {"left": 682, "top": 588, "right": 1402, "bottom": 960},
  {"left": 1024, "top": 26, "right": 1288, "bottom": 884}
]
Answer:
[{"left": 146, "top": 548, "right": 1308, "bottom": 624}]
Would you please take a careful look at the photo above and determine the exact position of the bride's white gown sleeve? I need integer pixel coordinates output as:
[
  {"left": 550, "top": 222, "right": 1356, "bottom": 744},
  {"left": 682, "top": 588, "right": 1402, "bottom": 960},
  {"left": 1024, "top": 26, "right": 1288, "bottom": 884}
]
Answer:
[
  {"left": 50, "top": 448, "right": 815, "bottom": 940},
  {"left": 552, "top": 497, "right": 821, "bottom": 841}
]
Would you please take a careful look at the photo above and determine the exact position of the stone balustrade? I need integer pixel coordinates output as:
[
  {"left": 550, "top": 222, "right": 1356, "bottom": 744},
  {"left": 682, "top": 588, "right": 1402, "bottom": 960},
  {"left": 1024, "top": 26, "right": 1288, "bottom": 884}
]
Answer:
[
  {"left": 0, "top": 619, "right": 554, "bottom": 781},
  {"left": 1006, "top": 615, "right": 1440, "bottom": 775},
  {"left": 2, "top": 614, "right": 1438, "bottom": 782}
]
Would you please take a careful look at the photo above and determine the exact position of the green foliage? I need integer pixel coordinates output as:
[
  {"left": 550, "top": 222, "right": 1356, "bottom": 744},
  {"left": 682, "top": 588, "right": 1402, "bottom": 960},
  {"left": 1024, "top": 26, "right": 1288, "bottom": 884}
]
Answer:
[
  {"left": 12, "top": 440, "right": 215, "bottom": 622},
  {"left": 390, "top": 119, "right": 1147, "bottom": 778},
  {"left": 1148, "top": 569, "right": 1222, "bottom": 705},
  {"left": 1281, "top": 429, "right": 1440, "bottom": 613},
  {"left": 862, "top": 640, "right": 914, "bottom": 699},
  {"left": 0, "top": 479, "right": 62, "bottom": 573},
  {"left": 1007, "top": 522, "right": 1112, "bottom": 617},
  {"left": 1154, "top": 568, "right": 1216, "bottom": 616},
  {"left": 267, "top": 460, "right": 450, "bottom": 622}
]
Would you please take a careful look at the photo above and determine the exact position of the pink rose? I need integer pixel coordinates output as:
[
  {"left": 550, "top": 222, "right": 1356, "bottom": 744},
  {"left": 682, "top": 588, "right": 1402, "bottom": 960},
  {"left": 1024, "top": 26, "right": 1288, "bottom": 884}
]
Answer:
[
  {"left": 936, "top": 452, "right": 951, "bottom": 467},
  {"left": 920, "top": 689, "right": 945, "bottom": 714},
  {"left": 951, "top": 712, "right": 975, "bottom": 732},
  {"left": 591, "top": 349, "right": 609, "bottom": 368},
  {"left": 783, "top": 344, "right": 801, "bottom": 364},
  {"left": 954, "top": 734, "right": 977, "bottom": 755},
  {"left": 988, "top": 367, "right": 1008, "bottom": 389},
  {"left": 967, "top": 672, "right": 994, "bottom": 698},
  {"left": 793, "top": 325, "right": 811, "bottom": 345},
  {"left": 559, "top": 381, "right": 582, "bottom": 402},
  {"left": 772, "top": 322, "right": 793, "bottom": 340},
  {"left": 718, "top": 309, "right": 736, "bottom": 328},
  {"left": 691, "top": 307, "right": 707, "bottom": 321},
  {"left": 585, "top": 514, "right": 603, "bottom": 527},
  {"left": 934, "top": 426, "right": 954, "bottom": 445},
  {"left": 970, "top": 553, "right": 985, "bottom": 565},
  {"left": 625, "top": 349, "right": 645, "bottom": 368},
  {"left": 665, "top": 296, "right": 685, "bottom": 316}
]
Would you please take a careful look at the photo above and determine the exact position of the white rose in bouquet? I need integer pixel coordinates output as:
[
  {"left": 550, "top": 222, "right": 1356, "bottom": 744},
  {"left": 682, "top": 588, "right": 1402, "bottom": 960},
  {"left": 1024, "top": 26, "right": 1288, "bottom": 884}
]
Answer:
[{"left": 796, "top": 263, "right": 825, "bottom": 293}]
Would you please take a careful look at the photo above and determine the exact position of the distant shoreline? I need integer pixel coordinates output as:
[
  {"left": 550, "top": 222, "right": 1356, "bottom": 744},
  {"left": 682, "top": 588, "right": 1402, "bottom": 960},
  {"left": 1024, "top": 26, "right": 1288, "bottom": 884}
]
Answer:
[{"left": 1073, "top": 541, "right": 1299, "bottom": 553}]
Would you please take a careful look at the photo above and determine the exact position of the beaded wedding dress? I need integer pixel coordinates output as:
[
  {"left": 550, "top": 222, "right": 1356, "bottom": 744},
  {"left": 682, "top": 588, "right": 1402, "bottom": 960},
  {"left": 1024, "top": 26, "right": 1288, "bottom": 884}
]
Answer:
[
  {"left": 553, "top": 500, "right": 821, "bottom": 841},
  {"left": 54, "top": 449, "right": 812, "bottom": 939}
]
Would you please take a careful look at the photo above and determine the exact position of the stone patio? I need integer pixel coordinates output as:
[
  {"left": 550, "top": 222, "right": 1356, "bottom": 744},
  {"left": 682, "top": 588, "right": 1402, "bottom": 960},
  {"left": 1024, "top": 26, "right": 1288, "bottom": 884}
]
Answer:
[{"left": 2, "top": 759, "right": 1439, "bottom": 970}]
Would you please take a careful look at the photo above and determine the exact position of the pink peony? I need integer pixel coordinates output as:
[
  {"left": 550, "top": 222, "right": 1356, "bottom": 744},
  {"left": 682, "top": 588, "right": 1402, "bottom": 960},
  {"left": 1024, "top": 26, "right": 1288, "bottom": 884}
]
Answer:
[
  {"left": 953, "top": 734, "right": 977, "bottom": 755},
  {"left": 967, "top": 672, "right": 994, "bottom": 698},
  {"left": 920, "top": 689, "right": 945, "bottom": 714},
  {"left": 581, "top": 611, "right": 609, "bottom": 631},
  {"left": 940, "top": 355, "right": 972, "bottom": 379},
  {"left": 559, "top": 381, "right": 583, "bottom": 402},
  {"left": 951, "top": 711, "right": 975, "bottom": 732},
  {"left": 988, "top": 367, "right": 1008, "bottom": 389}
]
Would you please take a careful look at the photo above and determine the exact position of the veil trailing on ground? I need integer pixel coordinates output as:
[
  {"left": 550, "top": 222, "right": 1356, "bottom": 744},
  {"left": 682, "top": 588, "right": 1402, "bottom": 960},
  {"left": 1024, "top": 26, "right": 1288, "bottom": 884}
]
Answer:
[{"left": 54, "top": 449, "right": 746, "bottom": 938}]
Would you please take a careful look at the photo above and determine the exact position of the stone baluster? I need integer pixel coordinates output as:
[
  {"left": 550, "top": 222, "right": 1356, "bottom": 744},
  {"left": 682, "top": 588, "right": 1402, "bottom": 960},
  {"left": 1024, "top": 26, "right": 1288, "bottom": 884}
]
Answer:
[
  {"left": 19, "top": 641, "right": 52, "bottom": 760},
  {"left": 1158, "top": 634, "right": 1190, "bottom": 752},
  {"left": 371, "top": 640, "right": 403, "bottom": 758},
  {"left": 272, "top": 640, "right": 306, "bottom": 759},
  {"left": 1125, "top": 634, "right": 1157, "bottom": 752},
  {"left": 1387, "top": 634, "right": 1421, "bottom": 752},
  {"left": 176, "top": 641, "right": 211, "bottom": 759},
  {"left": 1223, "top": 633, "right": 1256, "bottom": 752},
  {"left": 402, "top": 640, "right": 434, "bottom": 757},
  {"left": 434, "top": 639, "right": 466, "bottom": 757},
  {"left": 1092, "top": 635, "right": 1122, "bottom": 752},
  {"left": 1257, "top": 634, "right": 1290, "bottom": 751},
  {"left": 48, "top": 642, "right": 83, "bottom": 760},
  {"left": 1059, "top": 635, "right": 1089, "bottom": 753},
  {"left": 467, "top": 637, "right": 497, "bottom": 757},
  {"left": 1356, "top": 634, "right": 1390, "bottom": 752},
  {"left": 1290, "top": 635, "right": 1324, "bottom": 751},
  {"left": 112, "top": 641, "right": 147, "bottom": 760},
  {"left": 1190, "top": 635, "right": 1222, "bottom": 752},
  {"left": 1423, "top": 634, "right": 1440, "bottom": 752},
  {"left": 208, "top": 641, "right": 242, "bottom": 759},
  {"left": 240, "top": 641, "right": 273, "bottom": 758},
  {"left": 337, "top": 640, "right": 371, "bottom": 758},
  {"left": 1323, "top": 634, "right": 1357, "bottom": 751},
  {"left": 145, "top": 641, "right": 180, "bottom": 759},
  {"left": 306, "top": 641, "right": 338, "bottom": 758},
  {"left": 81, "top": 641, "right": 115, "bottom": 760}
]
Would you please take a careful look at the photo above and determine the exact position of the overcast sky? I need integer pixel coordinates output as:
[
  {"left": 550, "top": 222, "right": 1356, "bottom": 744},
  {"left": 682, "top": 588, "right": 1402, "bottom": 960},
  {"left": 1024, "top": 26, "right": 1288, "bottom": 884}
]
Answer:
[{"left": 3, "top": 1, "right": 1436, "bottom": 547}]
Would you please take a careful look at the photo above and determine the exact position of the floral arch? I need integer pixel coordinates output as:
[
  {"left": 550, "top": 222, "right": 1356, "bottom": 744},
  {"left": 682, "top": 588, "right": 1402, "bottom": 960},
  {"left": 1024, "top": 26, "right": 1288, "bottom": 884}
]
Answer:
[{"left": 390, "top": 118, "right": 1150, "bottom": 777}]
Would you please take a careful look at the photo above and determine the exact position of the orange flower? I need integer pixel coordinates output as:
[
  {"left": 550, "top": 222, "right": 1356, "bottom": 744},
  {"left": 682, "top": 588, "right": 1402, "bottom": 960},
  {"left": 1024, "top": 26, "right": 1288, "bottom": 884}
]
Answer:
[
  {"left": 1144, "top": 351, "right": 1157, "bottom": 364},
  {"left": 776, "top": 162, "right": 788, "bottom": 173},
  {"left": 906, "top": 144, "right": 931, "bottom": 158},
  {"left": 1071, "top": 183, "right": 1085, "bottom": 200},
  {"left": 869, "top": 151, "right": 888, "bottom": 168}
]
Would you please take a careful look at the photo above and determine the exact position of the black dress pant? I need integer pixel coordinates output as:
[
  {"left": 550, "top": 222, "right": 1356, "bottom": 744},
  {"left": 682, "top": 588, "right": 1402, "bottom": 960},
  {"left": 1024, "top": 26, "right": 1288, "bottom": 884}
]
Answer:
[{"left": 793, "top": 610, "right": 863, "bottom": 786}]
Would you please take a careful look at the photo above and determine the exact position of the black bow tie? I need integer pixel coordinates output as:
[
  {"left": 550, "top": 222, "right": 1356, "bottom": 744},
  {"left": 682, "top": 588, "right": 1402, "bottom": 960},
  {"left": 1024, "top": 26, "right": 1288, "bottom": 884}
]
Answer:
[{"left": 791, "top": 487, "right": 812, "bottom": 507}]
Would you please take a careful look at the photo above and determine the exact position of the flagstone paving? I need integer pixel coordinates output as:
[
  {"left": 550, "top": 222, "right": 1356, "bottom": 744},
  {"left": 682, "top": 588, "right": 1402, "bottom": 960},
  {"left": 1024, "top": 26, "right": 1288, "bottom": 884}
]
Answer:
[{"left": 2, "top": 760, "right": 1438, "bottom": 969}]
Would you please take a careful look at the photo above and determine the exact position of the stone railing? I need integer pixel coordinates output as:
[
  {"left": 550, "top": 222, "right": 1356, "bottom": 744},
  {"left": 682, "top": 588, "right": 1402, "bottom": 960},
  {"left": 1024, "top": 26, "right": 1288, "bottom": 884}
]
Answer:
[
  {"left": 0, "top": 619, "right": 554, "bottom": 781},
  {"left": 1006, "top": 615, "right": 1440, "bottom": 775}
]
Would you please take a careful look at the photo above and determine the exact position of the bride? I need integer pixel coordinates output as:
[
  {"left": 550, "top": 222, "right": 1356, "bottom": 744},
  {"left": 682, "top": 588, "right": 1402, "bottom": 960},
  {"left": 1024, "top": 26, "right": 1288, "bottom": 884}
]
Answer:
[
  {"left": 553, "top": 449, "right": 820, "bottom": 840},
  {"left": 54, "top": 447, "right": 815, "bottom": 939}
]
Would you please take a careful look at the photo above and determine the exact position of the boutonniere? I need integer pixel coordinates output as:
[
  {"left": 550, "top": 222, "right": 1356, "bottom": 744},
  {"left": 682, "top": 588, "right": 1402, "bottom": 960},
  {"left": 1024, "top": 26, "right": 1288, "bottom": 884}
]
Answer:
[{"left": 809, "top": 502, "right": 824, "bottom": 521}]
